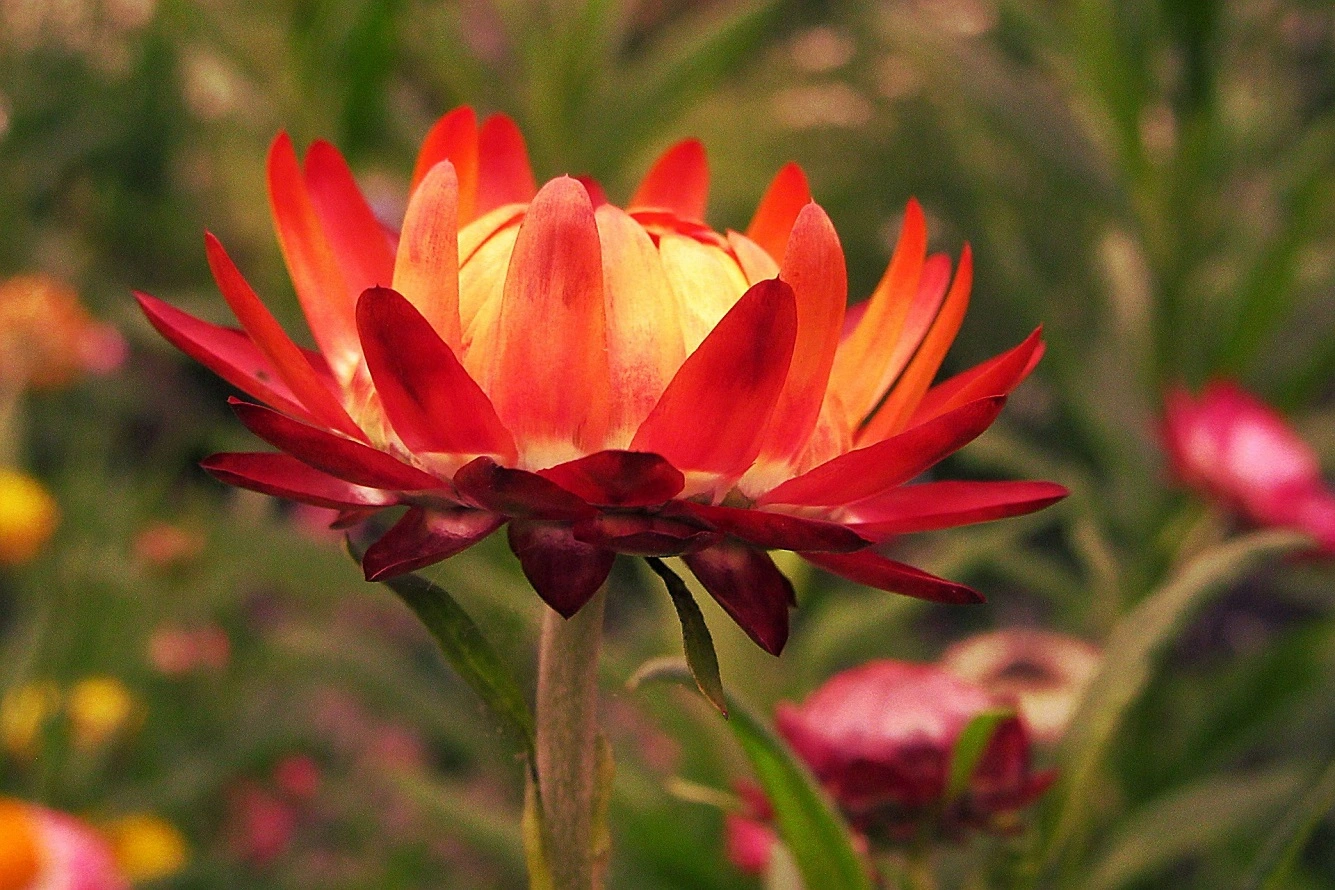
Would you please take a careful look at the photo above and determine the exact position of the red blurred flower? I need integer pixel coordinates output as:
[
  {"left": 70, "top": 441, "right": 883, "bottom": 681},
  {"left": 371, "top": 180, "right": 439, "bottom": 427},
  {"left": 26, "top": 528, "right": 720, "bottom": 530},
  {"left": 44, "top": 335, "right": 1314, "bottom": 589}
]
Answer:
[
  {"left": 225, "top": 783, "right": 298, "bottom": 867},
  {"left": 137, "top": 106, "right": 1065, "bottom": 653},
  {"left": 1163, "top": 381, "right": 1335, "bottom": 553},
  {"left": 774, "top": 660, "right": 1052, "bottom": 840}
]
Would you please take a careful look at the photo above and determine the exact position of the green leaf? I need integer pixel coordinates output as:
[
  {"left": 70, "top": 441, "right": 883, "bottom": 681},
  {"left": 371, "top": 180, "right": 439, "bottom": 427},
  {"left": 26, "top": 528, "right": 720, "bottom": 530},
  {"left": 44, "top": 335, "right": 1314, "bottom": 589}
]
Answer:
[
  {"left": 1241, "top": 757, "right": 1335, "bottom": 890},
  {"left": 945, "top": 709, "right": 1014, "bottom": 801},
  {"left": 1084, "top": 768, "right": 1302, "bottom": 890},
  {"left": 1036, "top": 529, "right": 1310, "bottom": 877},
  {"left": 646, "top": 558, "right": 728, "bottom": 717},
  {"left": 346, "top": 539, "right": 535, "bottom": 759},
  {"left": 631, "top": 660, "right": 873, "bottom": 890}
]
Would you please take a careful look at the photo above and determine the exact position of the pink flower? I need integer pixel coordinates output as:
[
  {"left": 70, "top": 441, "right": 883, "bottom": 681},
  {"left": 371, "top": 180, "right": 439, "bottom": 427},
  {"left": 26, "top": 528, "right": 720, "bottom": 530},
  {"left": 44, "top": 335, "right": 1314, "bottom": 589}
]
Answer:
[
  {"left": 774, "top": 660, "right": 1052, "bottom": 841},
  {"left": 0, "top": 797, "right": 129, "bottom": 890},
  {"left": 1162, "top": 381, "right": 1335, "bottom": 552}
]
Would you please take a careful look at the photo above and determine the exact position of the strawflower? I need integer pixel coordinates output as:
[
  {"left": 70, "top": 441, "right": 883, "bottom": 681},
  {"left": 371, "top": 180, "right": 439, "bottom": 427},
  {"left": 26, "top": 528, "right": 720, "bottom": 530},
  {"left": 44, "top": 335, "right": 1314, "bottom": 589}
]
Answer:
[
  {"left": 0, "top": 798, "right": 128, "bottom": 890},
  {"left": 774, "top": 660, "right": 1053, "bottom": 842},
  {"left": 0, "top": 274, "right": 125, "bottom": 391},
  {"left": 105, "top": 814, "right": 189, "bottom": 883},
  {"left": 1163, "top": 380, "right": 1335, "bottom": 553},
  {"left": 941, "top": 628, "right": 1100, "bottom": 746},
  {"left": 136, "top": 105, "right": 1065, "bottom": 654}
]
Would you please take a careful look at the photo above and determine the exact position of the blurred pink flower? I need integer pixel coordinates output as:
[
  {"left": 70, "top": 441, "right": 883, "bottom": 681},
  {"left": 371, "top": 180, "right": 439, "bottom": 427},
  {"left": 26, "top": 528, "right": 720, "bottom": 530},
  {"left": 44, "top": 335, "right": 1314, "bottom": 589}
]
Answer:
[
  {"left": 272, "top": 754, "right": 321, "bottom": 802},
  {"left": 225, "top": 783, "right": 297, "bottom": 867},
  {"left": 1163, "top": 381, "right": 1335, "bottom": 552},
  {"left": 0, "top": 797, "right": 129, "bottom": 890},
  {"left": 941, "top": 628, "right": 1100, "bottom": 746},
  {"left": 774, "top": 660, "right": 1052, "bottom": 841},
  {"left": 147, "top": 625, "right": 230, "bottom": 675},
  {"left": 723, "top": 781, "right": 779, "bottom": 876}
]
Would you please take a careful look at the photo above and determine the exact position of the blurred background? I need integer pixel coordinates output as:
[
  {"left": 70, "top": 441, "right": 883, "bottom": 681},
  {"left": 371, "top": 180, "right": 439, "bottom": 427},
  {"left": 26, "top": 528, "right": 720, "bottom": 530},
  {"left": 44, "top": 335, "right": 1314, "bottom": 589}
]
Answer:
[{"left": 1, "top": 0, "right": 1334, "bottom": 886}]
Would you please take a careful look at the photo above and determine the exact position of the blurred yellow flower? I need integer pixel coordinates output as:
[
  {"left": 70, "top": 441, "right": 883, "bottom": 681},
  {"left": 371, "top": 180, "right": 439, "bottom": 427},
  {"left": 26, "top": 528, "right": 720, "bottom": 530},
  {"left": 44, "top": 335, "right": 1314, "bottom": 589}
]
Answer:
[
  {"left": 0, "top": 469, "right": 60, "bottom": 566},
  {"left": 67, "top": 677, "right": 139, "bottom": 749},
  {"left": 0, "top": 274, "right": 125, "bottom": 390},
  {"left": 0, "top": 681, "right": 60, "bottom": 758},
  {"left": 107, "top": 814, "right": 189, "bottom": 882},
  {"left": 0, "top": 799, "right": 41, "bottom": 889}
]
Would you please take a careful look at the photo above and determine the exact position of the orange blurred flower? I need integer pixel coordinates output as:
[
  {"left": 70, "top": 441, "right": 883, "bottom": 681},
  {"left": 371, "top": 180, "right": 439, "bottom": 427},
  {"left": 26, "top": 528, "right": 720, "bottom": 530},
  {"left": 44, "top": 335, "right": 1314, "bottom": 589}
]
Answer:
[
  {"left": 0, "top": 469, "right": 59, "bottom": 567},
  {"left": 137, "top": 107, "right": 1065, "bottom": 652},
  {"left": 0, "top": 798, "right": 128, "bottom": 890},
  {"left": 0, "top": 274, "right": 125, "bottom": 391}
]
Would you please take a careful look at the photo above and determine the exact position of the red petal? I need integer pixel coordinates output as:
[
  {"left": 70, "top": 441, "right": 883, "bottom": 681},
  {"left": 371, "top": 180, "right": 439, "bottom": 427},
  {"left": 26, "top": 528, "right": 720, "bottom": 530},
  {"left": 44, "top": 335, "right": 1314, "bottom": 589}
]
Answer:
[
  {"left": 745, "top": 163, "right": 813, "bottom": 261},
  {"left": 411, "top": 106, "right": 479, "bottom": 219},
  {"left": 759, "top": 397, "right": 1006, "bottom": 507},
  {"left": 909, "top": 328, "right": 1044, "bottom": 426},
  {"left": 630, "top": 279, "right": 798, "bottom": 478},
  {"left": 538, "top": 450, "right": 684, "bottom": 506},
  {"left": 454, "top": 457, "right": 595, "bottom": 521},
  {"left": 362, "top": 506, "right": 504, "bottom": 580},
  {"left": 849, "top": 480, "right": 1069, "bottom": 538},
  {"left": 757, "top": 203, "right": 847, "bottom": 466},
  {"left": 304, "top": 140, "right": 396, "bottom": 302},
  {"left": 392, "top": 161, "right": 463, "bottom": 350},
  {"left": 267, "top": 133, "right": 361, "bottom": 380},
  {"left": 827, "top": 199, "right": 928, "bottom": 426},
  {"left": 629, "top": 138, "right": 709, "bottom": 221},
  {"left": 475, "top": 114, "right": 537, "bottom": 215},
  {"left": 571, "top": 514, "right": 717, "bottom": 556},
  {"left": 201, "top": 452, "right": 394, "bottom": 509},
  {"left": 204, "top": 234, "right": 365, "bottom": 440},
  {"left": 508, "top": 520, "right": 615, "bottom": 617},
  {"left": 135, "top": 291, "right": 313, "bottom": 422},
  {"left": 676, "top": 502, "right": 867, "bottom": 553},
  {"left": 860, "top": 245, "right": 973, "bottom": 442},
  {"left": 230, "top": 400, "right": 443, "bottom": 491},
  {"left": 356, "top": 287, "right": 517, "bottom": 461},
  {"left": 683, "top": 542, "right": 792, "bottom": 655},
  {"left": 483, "top": 177, "right": 610, "bottom": 461},
  {"left": 803, "top": 551, "right": 982, "bottom": 604}
]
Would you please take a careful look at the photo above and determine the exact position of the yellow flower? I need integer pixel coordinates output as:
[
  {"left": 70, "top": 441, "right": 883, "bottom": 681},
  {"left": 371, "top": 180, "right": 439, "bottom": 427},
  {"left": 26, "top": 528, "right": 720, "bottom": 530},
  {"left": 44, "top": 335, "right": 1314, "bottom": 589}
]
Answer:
[
  {"left": 107, "top": 814, "right": 189, "bottom": 882},
  {"left": 66, "top": 677, "right": 138, "bottom": 749},
  {"left": 0, "top": 682, "right": 60, "bottom": 758},
  {"left": 0, "top": 469, "right": 59, "bottom": 566}
]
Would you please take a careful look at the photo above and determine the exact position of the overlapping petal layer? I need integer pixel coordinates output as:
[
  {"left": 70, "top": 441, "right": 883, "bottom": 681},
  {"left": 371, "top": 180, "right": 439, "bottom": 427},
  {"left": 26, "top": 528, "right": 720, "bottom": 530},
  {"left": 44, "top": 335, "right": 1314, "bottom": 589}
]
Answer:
[{"left": 138, "top": 106, "right": 1066, "bottom": 652}]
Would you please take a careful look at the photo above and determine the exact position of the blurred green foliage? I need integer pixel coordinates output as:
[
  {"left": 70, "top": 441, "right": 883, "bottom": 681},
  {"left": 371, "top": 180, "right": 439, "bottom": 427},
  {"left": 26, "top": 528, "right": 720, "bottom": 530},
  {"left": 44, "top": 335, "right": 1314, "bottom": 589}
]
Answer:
[{"left": 1, "top": 0, "right": 1334, "bottom": 887}]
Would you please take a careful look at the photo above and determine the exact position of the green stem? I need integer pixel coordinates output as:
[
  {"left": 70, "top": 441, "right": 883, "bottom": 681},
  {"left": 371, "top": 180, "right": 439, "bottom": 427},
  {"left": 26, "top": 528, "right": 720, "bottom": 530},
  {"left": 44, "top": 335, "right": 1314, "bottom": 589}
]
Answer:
[{"left": 534, "top": 586, "right": 607, "bottom": 890}]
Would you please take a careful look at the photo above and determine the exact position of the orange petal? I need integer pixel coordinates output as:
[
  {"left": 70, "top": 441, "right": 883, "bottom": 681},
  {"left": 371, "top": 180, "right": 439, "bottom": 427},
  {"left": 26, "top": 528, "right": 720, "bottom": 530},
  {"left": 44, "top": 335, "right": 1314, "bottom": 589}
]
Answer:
[
  {"left": 596, "top": 204, "right": 687, "bottom": 447},
  {"left": 267, "top": 133, "right": 361, "bottom": 382},
  {"left": 826, "top": 199, "right": 928, "bottom": 427},
  {"left": 755, "top": 203, "right": 847, "bottom": 468},
  {"left": 205, "top": 233, "right": 365, "bottom": 441},
  {"left": 392, "top": 161, "right": 462, "bottom": 350},
  {"left": 411, "top": 106, "right": 479, "bottom": 221},
  {"left": 631, "top": 278, "right": 797, "bottom": 481},
  {"left": 658, "top": 233, "right": 750, "bottom": 352},
  {"left": 629, "top": 138, "right": 709, "bottom": 221},
  {"left": 484, "top": 177, "right": 609, "bottom": 465},
  {"left": 727, "top": 231, "right": 781, "bottom": 285},
  {"left": 475, "top": 114, "right": 537, "bottom": 216},
  {"left": 858, "top": 245, "right": 973, "bottom": 444},
  {"left": 745, "top": 163, "right": 812, "bottom": 261},
  {"left": 303, "top": 140, "right": 396, "bottom": 304}
]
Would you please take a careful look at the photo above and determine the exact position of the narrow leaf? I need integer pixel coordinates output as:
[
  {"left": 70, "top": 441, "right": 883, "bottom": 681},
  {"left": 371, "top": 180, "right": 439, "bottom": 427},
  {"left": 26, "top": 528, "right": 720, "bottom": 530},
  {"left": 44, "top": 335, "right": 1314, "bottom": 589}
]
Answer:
[
  {"left": 945, "top": 708, "right": 1014, "bottom": 801},
  {"left": 1038, "top": 529, "right": 1310, "bottom": 875},
  {"left": 523, "top": 776, "right": 556, "bottom": 890},
  {"left": 646, "top": 558, "right": 728, "bottom": 716},
  {"left": 346, "top": 539, "right": 535, "bottom": 758},
  {"left": 1241, "top": 757, "right": 1335, "bottom": 890},
  {"left": 631, "top": 660, "right": 872, "bottom": 890}
]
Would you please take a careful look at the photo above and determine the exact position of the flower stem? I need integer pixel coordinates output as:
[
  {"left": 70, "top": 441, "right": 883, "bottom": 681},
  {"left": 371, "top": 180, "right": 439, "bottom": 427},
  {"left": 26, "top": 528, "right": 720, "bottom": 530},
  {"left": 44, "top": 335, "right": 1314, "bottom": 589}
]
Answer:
[{"left": 534, "top": 586, "right": 607, "bottom": 890}]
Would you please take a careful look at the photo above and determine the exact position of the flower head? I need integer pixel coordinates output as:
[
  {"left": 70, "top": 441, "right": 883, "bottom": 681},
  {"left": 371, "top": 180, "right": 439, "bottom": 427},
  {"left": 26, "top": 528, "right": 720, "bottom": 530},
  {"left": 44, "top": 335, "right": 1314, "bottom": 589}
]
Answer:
[
  {"left": 0, "top": 274, "right": 125, "bottom": 390},
  {"left": 0, "top": 798, "right": 129, "bottom": 890},
  {"left": 1162, "top": 381, "right": 1335, "bottom": 553},
  {"left": 105, "top": 814, "right": 189, "bottom": 883},
  {"left": 774, "top": 660, "right": 1052, "bottom": 840},
  {"left": 0, "top": 469, "right": 59, "bottom": 567},
  {"left": 941, "top": 628, "right": 1100, "bottom": 745},
  {"left": 137, "top": 106, "right": 1065, "bottom": 652}
]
